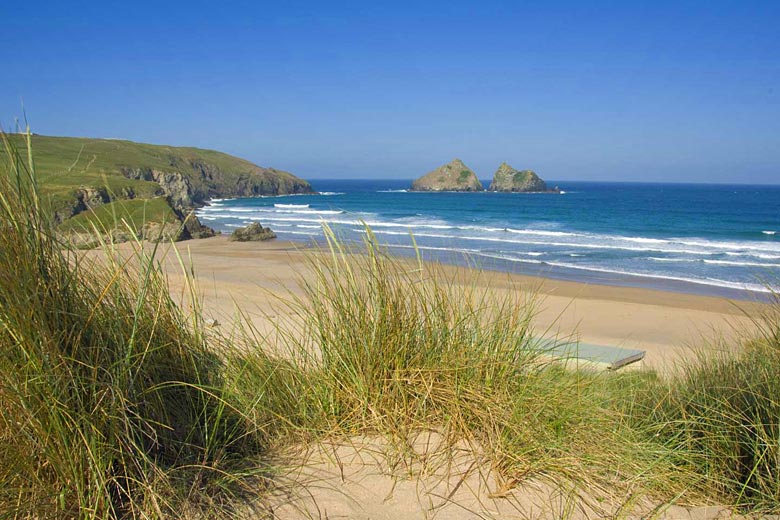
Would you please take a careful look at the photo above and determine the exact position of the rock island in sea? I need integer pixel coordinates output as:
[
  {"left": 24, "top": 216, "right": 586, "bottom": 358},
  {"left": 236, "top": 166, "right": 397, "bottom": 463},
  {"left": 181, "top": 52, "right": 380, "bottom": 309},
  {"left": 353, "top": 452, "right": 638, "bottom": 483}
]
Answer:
[
  {"left": 410, "top": 159, "right": 483, "bottom": 192},
  {"left": 487, "top": 162, "right": 559, "bottom": 193}
]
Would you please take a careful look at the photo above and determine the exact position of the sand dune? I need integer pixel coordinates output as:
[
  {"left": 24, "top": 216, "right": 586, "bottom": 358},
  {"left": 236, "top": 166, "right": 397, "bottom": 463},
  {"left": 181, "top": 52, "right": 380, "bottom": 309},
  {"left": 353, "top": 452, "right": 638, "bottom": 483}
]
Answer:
[{"left": 86, "top": 235, "right": 767, "bottom": 518}]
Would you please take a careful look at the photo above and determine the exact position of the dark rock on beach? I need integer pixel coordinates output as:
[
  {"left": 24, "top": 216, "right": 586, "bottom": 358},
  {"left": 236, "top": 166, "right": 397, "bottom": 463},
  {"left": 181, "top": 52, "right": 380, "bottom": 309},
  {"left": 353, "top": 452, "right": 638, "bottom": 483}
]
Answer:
[{"left": 228, "top": 222, "right": 277, "bottom": 242}]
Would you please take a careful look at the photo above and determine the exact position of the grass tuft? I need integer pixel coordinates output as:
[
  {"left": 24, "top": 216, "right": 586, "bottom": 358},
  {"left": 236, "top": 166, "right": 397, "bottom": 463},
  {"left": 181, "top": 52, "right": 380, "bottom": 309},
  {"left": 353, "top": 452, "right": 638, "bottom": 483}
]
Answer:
[
  {"left": 0, "top": 130, "right": 267, "bottom": 518},
  {"left": 230, "top": 225, "right": 692, "bottom": 506},
  {"left": 639, "top": 296, "right": 780, "bottom": 511}
]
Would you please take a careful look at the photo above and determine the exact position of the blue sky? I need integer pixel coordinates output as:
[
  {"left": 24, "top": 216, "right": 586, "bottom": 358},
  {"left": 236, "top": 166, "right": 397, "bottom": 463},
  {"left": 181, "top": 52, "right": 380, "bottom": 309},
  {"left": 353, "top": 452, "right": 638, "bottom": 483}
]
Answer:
[{"left": 2, "top": 1, "right": 779, "bottom": 183}]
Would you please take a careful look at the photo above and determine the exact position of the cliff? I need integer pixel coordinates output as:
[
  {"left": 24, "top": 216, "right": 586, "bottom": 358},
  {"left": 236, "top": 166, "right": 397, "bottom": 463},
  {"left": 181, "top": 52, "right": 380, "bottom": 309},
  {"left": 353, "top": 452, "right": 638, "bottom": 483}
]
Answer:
[
  {"left": 2, "top": 134, "right": 314, "bottom": 241},
  {"left": 487, "top": 163, "right": 557, "bottom": 192},
  {"left": 410, "top": 159, "right": 483, "bottom": 192}
]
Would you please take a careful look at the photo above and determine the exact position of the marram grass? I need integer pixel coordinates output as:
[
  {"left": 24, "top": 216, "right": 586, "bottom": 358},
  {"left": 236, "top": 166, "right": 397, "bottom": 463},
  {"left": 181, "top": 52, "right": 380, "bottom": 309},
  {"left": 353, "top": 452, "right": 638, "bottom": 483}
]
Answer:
[
  {"left": 0, "top": 131, "right": 268, "bottom": 519},
  {"left": 636, "top": 299, "right": 780, "bottom": 511},
  {"left": 230, "top": 225, "right": 700, "bottom": 506}
]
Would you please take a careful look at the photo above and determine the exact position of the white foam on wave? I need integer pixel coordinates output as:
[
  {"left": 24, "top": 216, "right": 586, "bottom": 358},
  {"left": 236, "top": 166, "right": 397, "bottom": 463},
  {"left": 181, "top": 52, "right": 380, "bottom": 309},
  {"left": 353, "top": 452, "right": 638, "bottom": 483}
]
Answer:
[
  {"left": 649, "top": 257, "right": 694, "bottom": 263},
  {"left": 705, "top": 259, "right": 780, "bottom": 268},
  {"left": 214, "top": 215, "right": 350, "bottom": 226},
  {"left": 276, "top": 208, "right": 345, "bottom": 215},
  {"left": 283, "top": 225, "right": 773, "bottom": 293},
  {"left": 264, "top": 211, "right": 780, "bottom": 255},
  {"left": 393, "top": 215, "right": 455, "bottom": 229},
  {"left": 199, "top": 205, "right": 228, "bottom": 212},
  {"left": 542, "top": 262, "right": 773, "bottom": 293},
  {"left": 197, "top": 205, "right": 780, "bottom": 273},
  {"left": 318, "top": 192, "right": 345, "bottom": 196},
  {"left": 210, "top": 208, "right": 345, "bottom": 217},
  {"left": 386, "top": 243, "right": 480, "bottom": 254},
  {"left": 503, "top": 228, "right": 580, "bottom": 238},
  {"left": 203, "top": 213, "right": 594, "bottom": 242},
  {"left": 377, "top": 189, "right": 408, "bottom": 193},
  {"left": 278, "top": 230, "right": 321, "bottom": 236},
  {"left": 388, "top": 244, "right": 560, "bottom": 269},
  {"left": 367, "top": 229, "right": 728, "bottom": 256},
  {"left": 650, "top": 257, "right": 780, "bottom": 268},
  {"left": 675, "top": 238, "right": 780, "bottom": 254},
  {"left": 764, "top": 231, "right": 777, "bottom": 235},
  {"left": 725, "top": 252, "right": 780, "bottom": 260},
  {"left": 256, "top": 193, "right": 309, "bottom": 199},
  {"left": 474, "top": 252, "right": 544, "bottom": 265}
]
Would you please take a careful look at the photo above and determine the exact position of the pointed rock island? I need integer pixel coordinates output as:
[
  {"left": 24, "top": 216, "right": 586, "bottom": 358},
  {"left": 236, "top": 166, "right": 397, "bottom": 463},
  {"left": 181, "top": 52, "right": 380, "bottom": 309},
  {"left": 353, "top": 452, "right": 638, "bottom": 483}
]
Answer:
[
  {"left": 488, "top": 163, "right": 559, "bottom": 193},
  {"left": 410, "top": 159, "right": 484, "bottom": 192}
]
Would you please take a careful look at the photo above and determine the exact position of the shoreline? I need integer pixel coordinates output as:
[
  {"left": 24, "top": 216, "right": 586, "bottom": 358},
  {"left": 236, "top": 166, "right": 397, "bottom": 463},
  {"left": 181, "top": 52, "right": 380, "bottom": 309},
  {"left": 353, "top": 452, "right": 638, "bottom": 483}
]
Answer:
[
  {"left": 383, "top": 241, "right": 775, "bottom": 302},
  {"left": 199, "top": 226, "right": 776, "bottom": 302},
  {"left": 156, "top": 235, "right": 767, "bottom": 371}
]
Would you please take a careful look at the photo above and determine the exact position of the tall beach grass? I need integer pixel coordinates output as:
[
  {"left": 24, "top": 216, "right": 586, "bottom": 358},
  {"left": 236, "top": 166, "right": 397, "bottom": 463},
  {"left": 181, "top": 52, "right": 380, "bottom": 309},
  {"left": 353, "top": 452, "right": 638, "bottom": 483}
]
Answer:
[
  {"left": 0, "top": 130, "right": 267, "bottom": 518},
  {"left": 229, "top": 226, "right": 698, "bottom": 508},
  {"left": 636, "top": 298, "right": 780, "bottom": 510}
]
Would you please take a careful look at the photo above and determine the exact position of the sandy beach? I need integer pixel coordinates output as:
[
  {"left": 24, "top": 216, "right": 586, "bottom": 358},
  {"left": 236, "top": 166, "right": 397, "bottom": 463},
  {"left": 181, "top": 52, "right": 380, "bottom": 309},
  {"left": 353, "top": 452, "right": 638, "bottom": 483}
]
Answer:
[{"left": 146, "top": 235, "right": 766, "bottom": 372}]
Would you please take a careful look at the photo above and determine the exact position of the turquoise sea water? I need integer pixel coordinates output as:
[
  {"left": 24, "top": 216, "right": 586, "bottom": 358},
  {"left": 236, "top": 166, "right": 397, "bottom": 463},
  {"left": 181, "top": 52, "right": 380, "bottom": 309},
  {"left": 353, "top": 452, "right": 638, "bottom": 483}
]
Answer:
[{"left": 196, "top": 180, "right": 780, "bottom": 300}]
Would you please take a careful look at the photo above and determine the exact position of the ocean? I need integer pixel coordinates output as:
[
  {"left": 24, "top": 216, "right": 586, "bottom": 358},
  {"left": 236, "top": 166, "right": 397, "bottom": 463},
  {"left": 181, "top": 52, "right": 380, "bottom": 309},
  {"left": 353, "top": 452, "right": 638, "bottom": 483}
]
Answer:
[{"left": 196, "top": 180, "right": 780, "bottom": 300}]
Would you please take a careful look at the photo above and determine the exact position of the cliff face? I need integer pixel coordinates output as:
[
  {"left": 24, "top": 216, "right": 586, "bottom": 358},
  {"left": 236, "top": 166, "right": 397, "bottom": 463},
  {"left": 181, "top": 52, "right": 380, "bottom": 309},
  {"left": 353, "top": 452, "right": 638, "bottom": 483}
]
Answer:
[
  {"left": 410, "top": 159, "right": 483, "bottom": 192},
  {"left": 488, "top": 163, "right": 555, "bottom": 192},
  {"left": 121, "top": 159, "right": 313, "bottom": 208}
]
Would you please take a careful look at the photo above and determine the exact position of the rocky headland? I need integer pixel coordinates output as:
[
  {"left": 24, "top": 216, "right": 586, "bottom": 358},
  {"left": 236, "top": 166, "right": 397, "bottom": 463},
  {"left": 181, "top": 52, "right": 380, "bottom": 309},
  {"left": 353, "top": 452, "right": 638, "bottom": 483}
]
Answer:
[
  {"left": 487, "top": 163, "right": 559, "bottom": 193},
  {"left": 3, "top": 134, "right": 314, "bottom": 243},
  {"left": 410, "top": 159, "right": 483, "bottom": 192}
]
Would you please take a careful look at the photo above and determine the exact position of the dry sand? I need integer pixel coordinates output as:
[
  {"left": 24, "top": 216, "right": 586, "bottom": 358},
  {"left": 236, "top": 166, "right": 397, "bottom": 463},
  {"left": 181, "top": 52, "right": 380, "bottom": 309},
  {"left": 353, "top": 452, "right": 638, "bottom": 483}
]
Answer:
[{"left": 258, "top": 435, "right": 742, "bottom": 520}]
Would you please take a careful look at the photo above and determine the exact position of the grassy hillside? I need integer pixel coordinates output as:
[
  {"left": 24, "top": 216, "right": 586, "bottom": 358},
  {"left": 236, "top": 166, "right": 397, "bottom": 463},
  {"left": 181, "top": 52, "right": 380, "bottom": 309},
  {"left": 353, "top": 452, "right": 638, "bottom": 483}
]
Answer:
[{"left": 0, "top": 133, "right": 314, "bottom": 238}]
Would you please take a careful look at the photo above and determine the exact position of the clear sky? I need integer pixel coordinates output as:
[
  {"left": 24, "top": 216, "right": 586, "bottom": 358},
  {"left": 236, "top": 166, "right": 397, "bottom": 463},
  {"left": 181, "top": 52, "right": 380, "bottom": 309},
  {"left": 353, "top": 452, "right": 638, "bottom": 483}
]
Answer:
[{"left": 2, "top": 1, "right": 779, "bottom": 183}]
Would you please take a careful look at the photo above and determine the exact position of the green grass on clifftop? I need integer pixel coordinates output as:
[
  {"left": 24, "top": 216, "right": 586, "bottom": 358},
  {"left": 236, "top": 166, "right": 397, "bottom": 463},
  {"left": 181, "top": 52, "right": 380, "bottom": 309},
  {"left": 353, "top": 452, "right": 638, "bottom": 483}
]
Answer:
[
  {"left": 0, "top": 133, "right": 313, "bottom": 229},
  {"left": 3, "top": 134, "right": 309, "bottom": 195},
  {"left": 58, "top": 198, "right": 179, "bottom": 234}
]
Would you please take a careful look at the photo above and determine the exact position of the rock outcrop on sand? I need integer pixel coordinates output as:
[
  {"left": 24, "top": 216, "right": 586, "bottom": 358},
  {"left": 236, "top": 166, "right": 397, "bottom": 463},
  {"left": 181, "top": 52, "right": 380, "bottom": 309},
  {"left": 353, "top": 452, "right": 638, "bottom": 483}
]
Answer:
[
  {"left": 410, "top": 159, "right": 484, "bottom": 192},
  {"left": 227, "top": 222, "right": 276, "bottom": 242},
  {"left": 488, "top": 163, "right": 558, "bottom": 193}
]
